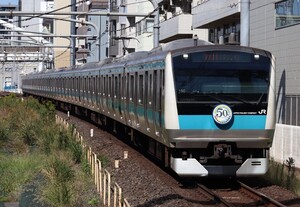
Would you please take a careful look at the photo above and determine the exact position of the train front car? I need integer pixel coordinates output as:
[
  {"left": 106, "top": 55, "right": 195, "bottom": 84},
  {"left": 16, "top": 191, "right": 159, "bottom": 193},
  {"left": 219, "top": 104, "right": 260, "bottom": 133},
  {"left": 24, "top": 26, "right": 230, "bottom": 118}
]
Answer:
[{"left": 165, "top": 46, "right": 276, "bottom": 177}]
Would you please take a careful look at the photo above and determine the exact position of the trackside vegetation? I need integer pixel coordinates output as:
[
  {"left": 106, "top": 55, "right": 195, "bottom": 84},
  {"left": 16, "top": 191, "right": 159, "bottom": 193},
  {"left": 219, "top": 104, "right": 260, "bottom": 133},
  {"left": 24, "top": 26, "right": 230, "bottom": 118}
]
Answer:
[
  {"left": 265, "top": 158, "right": 300, "bottom": 195},
  {"left": 0, "top": 95, "right": 99, "bottom": 206}
]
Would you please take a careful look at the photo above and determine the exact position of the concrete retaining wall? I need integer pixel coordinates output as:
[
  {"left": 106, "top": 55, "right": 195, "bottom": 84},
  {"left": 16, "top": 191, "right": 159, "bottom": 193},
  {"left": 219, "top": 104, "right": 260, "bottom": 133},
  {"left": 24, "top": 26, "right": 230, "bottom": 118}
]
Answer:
[{"left": 271, "top": 124, "right": 300, "bottom": 168}]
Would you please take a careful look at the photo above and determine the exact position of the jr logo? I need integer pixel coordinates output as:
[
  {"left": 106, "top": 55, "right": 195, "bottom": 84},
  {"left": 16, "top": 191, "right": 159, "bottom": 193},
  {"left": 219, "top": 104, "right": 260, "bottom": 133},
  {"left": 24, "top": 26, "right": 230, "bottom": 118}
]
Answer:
[{"left": 258, "top": 109, "right": 267, "bottom": 114}]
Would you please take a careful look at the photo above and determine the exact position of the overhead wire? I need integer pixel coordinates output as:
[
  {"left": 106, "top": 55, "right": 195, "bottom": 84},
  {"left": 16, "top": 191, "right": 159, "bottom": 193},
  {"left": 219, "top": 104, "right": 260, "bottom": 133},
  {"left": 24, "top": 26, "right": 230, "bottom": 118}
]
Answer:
[{"left": 11, "top": 0, "right": 89, "bottom": 24}]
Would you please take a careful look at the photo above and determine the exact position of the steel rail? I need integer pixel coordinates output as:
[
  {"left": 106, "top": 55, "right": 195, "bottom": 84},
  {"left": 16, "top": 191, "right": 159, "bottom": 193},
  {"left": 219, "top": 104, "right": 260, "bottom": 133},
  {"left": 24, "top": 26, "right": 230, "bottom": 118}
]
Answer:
[
  {"left": 237, "top": 181, "right": 287, "bottom": 207},
  {"left": 197, "top": 184, "right": 234, "bottom": 207}
]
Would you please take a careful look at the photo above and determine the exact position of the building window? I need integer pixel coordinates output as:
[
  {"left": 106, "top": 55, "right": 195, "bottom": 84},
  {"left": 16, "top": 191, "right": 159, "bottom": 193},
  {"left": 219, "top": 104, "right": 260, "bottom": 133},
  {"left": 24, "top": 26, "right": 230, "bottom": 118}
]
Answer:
[
  {"left": 136, "top": 22, "right": 141, "bottom": 36},
  {"left": 275, "top": 0, "right": 300, "bottom": 28},
  {"left": 110, "top": 20, "right": 116, "bottom": 46},
  {"left": 144, "top": 19, "right": 154, "bottom": 33},
  {"left": 121, "top": 24, "right": 126, "bottom": 36}
]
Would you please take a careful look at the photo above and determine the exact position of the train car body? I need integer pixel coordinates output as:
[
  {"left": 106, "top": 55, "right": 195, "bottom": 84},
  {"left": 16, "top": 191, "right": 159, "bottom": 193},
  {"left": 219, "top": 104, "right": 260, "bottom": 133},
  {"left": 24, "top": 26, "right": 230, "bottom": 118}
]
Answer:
[{"left": 22, "top": 39, "right": 276, "bottom": 177}]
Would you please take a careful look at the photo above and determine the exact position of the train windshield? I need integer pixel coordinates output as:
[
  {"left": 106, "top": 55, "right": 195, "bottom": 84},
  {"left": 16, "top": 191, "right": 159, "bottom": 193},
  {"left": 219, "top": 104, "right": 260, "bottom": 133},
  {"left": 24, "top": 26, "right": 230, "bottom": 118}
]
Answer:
[{"left": 173, "top": 51, "right": 271, "bottom": 104}]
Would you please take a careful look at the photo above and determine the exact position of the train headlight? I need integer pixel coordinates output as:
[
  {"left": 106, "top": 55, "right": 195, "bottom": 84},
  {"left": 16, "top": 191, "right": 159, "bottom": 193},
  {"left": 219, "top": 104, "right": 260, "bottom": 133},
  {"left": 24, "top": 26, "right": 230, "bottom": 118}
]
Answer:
[{"left": 183, "top": 54, "right": 189, "bottom": 59}]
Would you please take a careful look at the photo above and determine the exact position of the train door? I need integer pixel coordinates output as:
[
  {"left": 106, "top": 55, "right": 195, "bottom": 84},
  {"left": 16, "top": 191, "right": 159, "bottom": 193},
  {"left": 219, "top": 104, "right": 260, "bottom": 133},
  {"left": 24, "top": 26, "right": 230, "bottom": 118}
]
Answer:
[
  {"left": 62, "top": 77, "right": 66, "bottom": 99},
  {"left": 76, "top": 77, "right": 79, "bottom": 102},
  {"left": 88, "top": 76, "right": 91, "bottom": 105},
  {"left": 103, "top": 75, "right": 108, "bottom": 113},
  {"left": 84, "top": 76, "right": 88, "bottom": 104},
  {"left": 114, "top": 74, "right": 122, "bottom": 119},
  {"left": 59, "top": 77, "right": 63, "bottom": 98},
  {"left": 99, "top": 75, "right": 104, "bottom": 112},
  {"left": 92, "top": 75, "right": 95, "bottom": 106},
  {"left": 137, "top": 71, "right": 145, "bottom": 128},
  {"left": 119, "top": 71, "right": 125, "bottom": 123},
  {"left": 153, "top": 69, "right": 164, "bottom": 136},
  {"left": 82, "top": 76, "right": 85, "bottom": 103},
  {"left": 95, "top": 75, "right": 99, "bottom": 109},
  {"left": 90, "top": 76, "right": 95, "bottom": 106},
  {"left": 146, "top": 71, "right": 154, "bottom": 132},
  {"left": 72, "top": 77, "right": 75, "bottom": 101},
  {"left": 122, "top": 70, "right": 130, "bottom": 125},
  {"left": 108, "top": 75, "right": 112, "bottom": 114},
  {"left": 66, "top": 77, "right": 69, "bottom": 100},
  {"left": 111, "top": 75, "right": 116, "bottom": 116},
  {"left": 79, "top": 75, "right": 83, "bottom": 103},
  {"left": 128, "top": 72, "right": 137, "bottom": 127}
]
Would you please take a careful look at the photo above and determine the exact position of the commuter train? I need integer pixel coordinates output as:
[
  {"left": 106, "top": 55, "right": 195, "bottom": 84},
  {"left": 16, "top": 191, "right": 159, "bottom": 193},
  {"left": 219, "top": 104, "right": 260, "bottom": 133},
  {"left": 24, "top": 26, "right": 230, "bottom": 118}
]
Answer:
[{"left": 22, "top": 39, "right": 276, "bottom": 177}]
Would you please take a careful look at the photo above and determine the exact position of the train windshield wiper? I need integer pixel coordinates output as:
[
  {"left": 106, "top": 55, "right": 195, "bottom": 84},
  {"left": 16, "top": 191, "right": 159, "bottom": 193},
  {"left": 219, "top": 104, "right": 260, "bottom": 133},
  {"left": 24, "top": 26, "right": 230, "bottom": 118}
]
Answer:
[
  {"left": 256, "top": 93, "right": 266, "bottom": 105},
  {"left": 200, "top": 93, "right": 229, "bottom": 105},
  {"left": 223, "top": 94, "right": 255, "bottom": 106}
]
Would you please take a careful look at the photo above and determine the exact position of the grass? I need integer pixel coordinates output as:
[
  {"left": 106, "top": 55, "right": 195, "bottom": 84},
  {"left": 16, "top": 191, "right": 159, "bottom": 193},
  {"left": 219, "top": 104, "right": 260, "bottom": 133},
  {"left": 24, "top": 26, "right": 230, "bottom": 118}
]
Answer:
[
  {"left": 0, "top": 95, "right": 99, "bottom": 206},
  {"left": 0, "top": 153, "right": 43, "bottom": 202},
  {"left": 265, "top": 158, "right": 300, "bottom": 195}
]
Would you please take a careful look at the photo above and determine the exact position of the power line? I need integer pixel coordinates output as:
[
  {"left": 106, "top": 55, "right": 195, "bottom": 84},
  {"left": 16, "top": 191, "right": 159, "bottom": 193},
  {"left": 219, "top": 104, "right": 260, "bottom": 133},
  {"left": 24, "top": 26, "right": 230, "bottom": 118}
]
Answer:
[{"left": 11, "top": 0, "right": 89, "bottom": 24}]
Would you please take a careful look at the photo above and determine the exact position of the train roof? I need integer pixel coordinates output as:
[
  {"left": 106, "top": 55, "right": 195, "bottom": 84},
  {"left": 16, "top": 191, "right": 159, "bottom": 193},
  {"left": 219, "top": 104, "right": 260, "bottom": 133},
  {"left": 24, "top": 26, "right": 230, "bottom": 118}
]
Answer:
[
  {"left": 23, "top": 39, "right": 272, "bottom": 78},
  {"left": 153, "top": 39, "right": 213, "bottom": 53}
]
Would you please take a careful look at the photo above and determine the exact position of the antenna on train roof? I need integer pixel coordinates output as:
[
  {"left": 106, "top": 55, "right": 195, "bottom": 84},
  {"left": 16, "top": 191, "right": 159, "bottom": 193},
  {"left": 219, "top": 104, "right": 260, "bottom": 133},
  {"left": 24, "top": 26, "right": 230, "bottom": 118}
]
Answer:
[{"left": 193, "top": 34, "right": 198, "bottom": 46}]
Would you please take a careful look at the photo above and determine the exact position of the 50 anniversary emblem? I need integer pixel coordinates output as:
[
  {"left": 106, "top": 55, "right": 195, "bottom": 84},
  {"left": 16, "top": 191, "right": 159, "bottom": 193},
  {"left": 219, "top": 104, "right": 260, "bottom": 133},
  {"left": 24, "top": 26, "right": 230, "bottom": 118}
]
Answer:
[{"left": 212, "top": 104, "right": 233, "bottom": 125}]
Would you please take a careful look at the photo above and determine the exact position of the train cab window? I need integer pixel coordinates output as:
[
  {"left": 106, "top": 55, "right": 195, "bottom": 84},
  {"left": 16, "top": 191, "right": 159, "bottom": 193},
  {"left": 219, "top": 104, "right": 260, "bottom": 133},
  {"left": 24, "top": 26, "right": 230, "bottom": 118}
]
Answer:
[{"left": 173, "top": 51, "right": 271, "bottom": 104}]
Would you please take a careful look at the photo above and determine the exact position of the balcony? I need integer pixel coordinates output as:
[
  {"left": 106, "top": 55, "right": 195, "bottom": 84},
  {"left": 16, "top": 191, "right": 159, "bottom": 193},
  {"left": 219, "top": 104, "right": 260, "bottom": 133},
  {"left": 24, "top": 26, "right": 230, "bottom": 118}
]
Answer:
[
  {"left": 90, "top": 0, "right": 109, "bottom": 9},
  {"left": 192, "top": 0, "right": 240, "bottom": 28},
  {"left": 159, "top": 13, "right": 194, "bottom": 43},
  {"left": 76, "top": 48, "right": 89, "bottom": 61},
  {"left": 77, "top": 3, "right": 89, "bottom": 13}
]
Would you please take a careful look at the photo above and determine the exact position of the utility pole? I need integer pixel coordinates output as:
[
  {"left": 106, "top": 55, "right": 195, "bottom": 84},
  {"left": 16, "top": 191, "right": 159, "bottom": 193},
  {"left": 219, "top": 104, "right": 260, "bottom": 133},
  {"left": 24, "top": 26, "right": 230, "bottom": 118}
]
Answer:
[
  {"left": 240, "top": 0, "right": 250, "bottom": 46},
  {"left": 148, "top": 0, "right": 159, "bottom": 48},
  {"left": 71, "top": 0, "right": 76, "bottom": 66}
]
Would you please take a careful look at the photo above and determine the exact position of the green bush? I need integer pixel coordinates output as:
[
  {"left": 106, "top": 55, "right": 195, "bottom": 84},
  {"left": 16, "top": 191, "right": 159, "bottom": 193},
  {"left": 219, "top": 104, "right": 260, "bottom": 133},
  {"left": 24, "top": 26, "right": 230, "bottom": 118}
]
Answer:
[
  {"left": 41, "top": 154, "right": 75, "bottom": 206},
  {"left": 265, "top": 158, "right": 300, "bottom": 195}
]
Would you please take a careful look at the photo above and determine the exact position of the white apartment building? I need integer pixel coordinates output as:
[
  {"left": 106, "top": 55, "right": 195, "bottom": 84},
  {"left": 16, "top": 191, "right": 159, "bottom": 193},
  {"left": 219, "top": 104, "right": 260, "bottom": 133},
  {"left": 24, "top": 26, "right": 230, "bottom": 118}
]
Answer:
[
  {"left": 158, "top": 0, "right": 208, "bottom": 43},
  {"left": 0, "top": 2, "right": 53, "bottom": 91},
  {"left": 109, "top": 0, "right": 152, "bottom": 57},
  {"left": 108, "top": 0, "right": 208, "bottom": 56}
]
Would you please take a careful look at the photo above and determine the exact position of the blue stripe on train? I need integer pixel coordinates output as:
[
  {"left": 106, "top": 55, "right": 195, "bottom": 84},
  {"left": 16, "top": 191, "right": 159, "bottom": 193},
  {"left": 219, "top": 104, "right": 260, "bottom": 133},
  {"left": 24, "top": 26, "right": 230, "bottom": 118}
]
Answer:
[{"left": 178, "top": 115, "right": 266, "bottom": 130}]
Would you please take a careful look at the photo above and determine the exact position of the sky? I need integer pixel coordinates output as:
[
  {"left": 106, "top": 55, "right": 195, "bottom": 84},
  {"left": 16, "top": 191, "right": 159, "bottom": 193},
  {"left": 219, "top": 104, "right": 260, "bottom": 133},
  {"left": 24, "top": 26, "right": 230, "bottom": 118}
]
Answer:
[{"left": 1, "top": 0, "right": 18, "bottom": 5}]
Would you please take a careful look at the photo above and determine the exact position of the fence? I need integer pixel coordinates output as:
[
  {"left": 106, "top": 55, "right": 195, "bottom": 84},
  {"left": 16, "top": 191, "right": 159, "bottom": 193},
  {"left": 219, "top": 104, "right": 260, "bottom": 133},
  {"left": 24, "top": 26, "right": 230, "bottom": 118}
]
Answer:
[
  {"left": 271, "top": 124, "right": 300, "bottom": 168},
  {"left": 56, "top": 115, "right": 131, "bottom": 207}
]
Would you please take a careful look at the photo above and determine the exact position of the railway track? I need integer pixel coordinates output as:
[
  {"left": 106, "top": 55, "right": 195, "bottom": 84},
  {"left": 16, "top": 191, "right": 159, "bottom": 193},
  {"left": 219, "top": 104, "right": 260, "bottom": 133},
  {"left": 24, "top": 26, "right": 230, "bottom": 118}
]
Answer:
[
  {"left": 57, "top": 110, "right": 299, "bottom": 206},
  {"left": 197, "top": 179, "right": 287, "bottom": 207}
]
